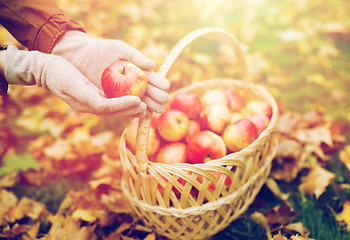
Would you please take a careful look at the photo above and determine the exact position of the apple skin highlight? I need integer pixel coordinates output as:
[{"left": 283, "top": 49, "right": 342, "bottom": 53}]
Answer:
[{"left": 101, "top": 60, "right": 148, "bottom": 98}]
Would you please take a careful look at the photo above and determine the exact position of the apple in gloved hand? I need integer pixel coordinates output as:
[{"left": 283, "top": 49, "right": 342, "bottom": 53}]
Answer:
[{"left": 101, "top": 60, "right": 148, "bottom": 98}]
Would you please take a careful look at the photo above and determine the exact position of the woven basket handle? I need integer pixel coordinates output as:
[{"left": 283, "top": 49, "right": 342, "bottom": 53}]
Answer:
[{"left": 135, "top": 28, "right": 247, "bottom": 173}]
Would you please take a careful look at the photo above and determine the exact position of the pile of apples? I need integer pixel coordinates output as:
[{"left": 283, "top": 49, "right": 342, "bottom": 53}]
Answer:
[{"left": 125, "top": 88, "right": 273, "bottom": 165}]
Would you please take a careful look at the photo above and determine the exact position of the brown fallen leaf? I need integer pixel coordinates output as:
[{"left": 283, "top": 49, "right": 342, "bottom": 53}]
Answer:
[
  {"left": 277, "top": 112, "right": 303, "bottom": 134},
  {"left": 272, "top": 138, "right": 305, "bottom": 182},
  {"left": 102, "top": 222, "right": 133, "bottom": 240},
  {"left": 0, "top": 223, "right": 31, "bottom": 239},
  {"left": 292, "top": 124, "right": 333, "bottom": 149},
  {"left": 264, "top": 201, "right": 297, "bottom": 228},
  {"left": 299, "top": 165, "right": 336, "bottom": 199},
  {"left": 42, "top": 214, "right": 96, "bottom": 240}
]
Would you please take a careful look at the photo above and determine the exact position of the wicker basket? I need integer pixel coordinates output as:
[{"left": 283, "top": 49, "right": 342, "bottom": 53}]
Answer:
[{"left": 119, "top": 28, "right": 279, "bottom": 240}]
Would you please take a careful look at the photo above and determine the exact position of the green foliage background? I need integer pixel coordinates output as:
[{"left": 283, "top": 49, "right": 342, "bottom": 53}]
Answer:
[
  {"left": 54, "top": 0, "right": 350, "bottom": 122},
  {"left": 1, "top": 0, "right": 349, "bottom": 121}
]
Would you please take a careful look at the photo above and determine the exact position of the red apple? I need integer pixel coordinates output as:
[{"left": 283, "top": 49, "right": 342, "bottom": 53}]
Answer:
[
  {"left": 243, "top": 100, "right": 273, "bottom": 119},
  {"left": 223, "top": 89, "right": 244, "bottom": 111},
  {"left": 150, "top": 112, "right": 161, "bottom": 128},
  {"left": 185, "top": 120, "right": 201, "bottom": 143},
  {"left": 200, "top": 104, "right": 231, "bottom": 135},
  {"left": 247, "top": 113, "right": 270, "bottom": 135},
  {"left": 156, "top": 142, "right": 187, "bottom": 164},
  {"left": 201, "top": 89, "right": 229, "bottom": 107},
  {"left": 125, "top": 118, "right": 160, "bottom": 156},
  {"left": 157, "top": 109, "right": 189, "bottom": 142},
  {"left": 223, "top": 119, "right": 258, "bottom": 152},
  {"left": 101, "top": 60, "right": 148, "bottom": 98},
  {"left": 170, "top": 92, "right": 202, "bottom": 120},
  {"left": 186, "top": 131, "right": 227, "bottom": 164},
  {"left": 207, "top": 172, "right": 232, "bottom": 193}
]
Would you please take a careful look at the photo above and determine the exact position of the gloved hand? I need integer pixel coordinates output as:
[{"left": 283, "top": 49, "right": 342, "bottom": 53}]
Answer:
[
  {"left": 4, "top": 45, "right": 147, "bottom": 117},
  {"left": 52, "top": 31, "right": 170, "bottom": 113}
]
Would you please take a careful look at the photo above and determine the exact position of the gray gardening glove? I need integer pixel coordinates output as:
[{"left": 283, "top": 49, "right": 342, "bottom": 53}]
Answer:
[
  {"left": 4, "top": 45, "right": 147, "bottom": 117},
  {"left": 52, "top": 30, "right": 170, "bottom": 113}
]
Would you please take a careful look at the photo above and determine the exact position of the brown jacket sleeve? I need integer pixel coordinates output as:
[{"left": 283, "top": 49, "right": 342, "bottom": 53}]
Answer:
[{"left": 0, "top": 0, "right": 85, "bottom": 53}]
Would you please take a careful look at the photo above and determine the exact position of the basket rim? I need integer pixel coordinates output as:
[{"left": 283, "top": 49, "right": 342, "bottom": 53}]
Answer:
[{"left": 121, "top": 78, "right": 279, "bottom": 167}]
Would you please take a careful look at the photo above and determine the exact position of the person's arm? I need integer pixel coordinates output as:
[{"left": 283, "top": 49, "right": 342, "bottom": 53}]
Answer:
[
  {"left": 0, "top": 0, "right": 170, "bottom": 113},
  {"left": 3, "top": 45, "right": 147, "bottom": 117},
  {"left": 0, "top": 0, "right": 84, "bottom": 53},
  {"left": 0, "top": 46, "right": 8, "bottom": 96}
]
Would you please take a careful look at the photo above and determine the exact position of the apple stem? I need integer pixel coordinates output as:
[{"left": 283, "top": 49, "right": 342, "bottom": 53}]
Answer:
[{"left": 122, "top": 67, "right": 126, "bottom": 75}]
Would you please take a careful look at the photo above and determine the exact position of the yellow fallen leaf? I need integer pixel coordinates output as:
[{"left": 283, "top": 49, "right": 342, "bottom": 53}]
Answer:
[
  {"left": 43, "top": 139, "right": 73, "bottom": 161},
  {"left": 71, "top": 209, "right": 97, "bottom": 223},
  {"left": 272, "top": 231, "right": 288, "bottom": 240},
  {"left": 9, "top": 197, "right": 49, "bottom": 222},
  {"left": 299, "top": 165, "right": 335, "bottom": 198},
  {"left": 144, "top": 232, "right": 156, "bottom": 240},
  {"left": 336, "top": 201, "right": 350, "bottom": 231},
  {"left": 0, "top": 171, "right": 19, "bottom": 188},
  {"left": 0, "top": 189, "right": 18, "bottom": 224}
]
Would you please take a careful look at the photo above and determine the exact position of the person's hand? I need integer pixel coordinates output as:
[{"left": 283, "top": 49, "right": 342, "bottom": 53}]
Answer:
[
  {"left": 4, "top": 45, "right": 148, "bottom": 117},
  {"left": 52, "top": 31, "right": 170, "bottom": 113}
]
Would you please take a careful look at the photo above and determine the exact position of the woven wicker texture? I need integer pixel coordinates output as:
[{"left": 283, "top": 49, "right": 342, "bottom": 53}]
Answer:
[{"left": 120, "top": 28, "right": 279, "bottom": 240}]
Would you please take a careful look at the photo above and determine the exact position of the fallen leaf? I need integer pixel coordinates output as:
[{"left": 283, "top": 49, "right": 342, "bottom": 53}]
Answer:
[
  {"left": 292, "top": 124, "right": 333, "bottom": 148},
  {"left": 0, "top": 171, "right": 19, "bottom": 188},
  {"left": 336, "top": 200, "right": 350, "bottom": 231},
  {"left": 250, "top": 211, "right": 269, "bottom": 228},
  {"left": 0, "top": 153, "right": 40, "bottom": 176},
  {"left": 266, "top": 178, "right": 290, "bottom": 200},
  {"left": 7, "top": 197, "right": 49, "bottom": 223},
  {"left": 43, "top": 139, "right": 73, "bottom": 161},
  {"left": 283, "top": 222, "right": 310, "bottom": 237},
  {"left": 277, "top": 112, "right": 303, "bottom": 134},
  {"left": 144, "top": 232, "right": 156, "bottom": 240},
  {"left": 43, "top": 214, "right": 96, "bottom": 240},
  {"left": 25, "top": 222, "right": 40, "bottom": 240},
  {"left": 71, "top": 208, "right": 97, "bottom": 223},
  {"left": 0, "top": 189, "right": 18, "bottom": 224},
  {"left": 102, "top": 222, "right": 133, "bottom": 240},
  {"left": 0, "top": 223, "right": 30, "bottom": 239},
  {"left": 272, "top": 231, "right": 288, "bottom": 240},
  {"left": 299, "top": 165, "right": 336, "bottom": 198},
  {"left": 272, "top": 137, "right": 306, "bottom": 182},
  {"left": 264, "top": 201, "right": 297, "bottom": 228}
]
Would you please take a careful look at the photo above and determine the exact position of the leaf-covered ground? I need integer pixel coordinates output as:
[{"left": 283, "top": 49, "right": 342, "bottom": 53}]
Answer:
[{"left": 1, "top": 0, "right": 350, "bottom": 239}]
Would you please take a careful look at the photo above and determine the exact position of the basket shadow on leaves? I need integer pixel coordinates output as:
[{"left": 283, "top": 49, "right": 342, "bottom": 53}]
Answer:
[{"left": 119, "top": 28, "right": 279, "bottom": 240}]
